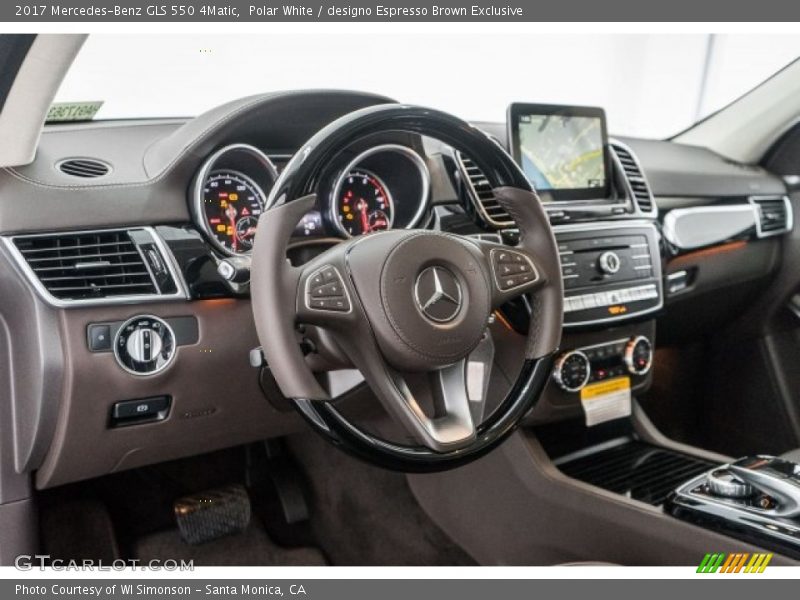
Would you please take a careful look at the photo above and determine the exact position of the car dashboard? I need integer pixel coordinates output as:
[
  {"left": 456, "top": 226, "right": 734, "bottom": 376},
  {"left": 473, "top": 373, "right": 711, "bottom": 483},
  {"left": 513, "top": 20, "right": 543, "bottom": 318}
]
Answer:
[{"left": 0, "top": 89, "right": 794, "bottom": 491}]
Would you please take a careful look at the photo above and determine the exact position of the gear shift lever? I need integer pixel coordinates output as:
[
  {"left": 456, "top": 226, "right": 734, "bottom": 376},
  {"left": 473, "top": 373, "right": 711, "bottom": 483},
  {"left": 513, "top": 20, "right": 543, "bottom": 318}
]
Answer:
[
  {"left": 726, "top": 456, "right": 800, "bottom": 518},
  {"left": 668, "top": 455, "right": 800, "bottom": 558}
]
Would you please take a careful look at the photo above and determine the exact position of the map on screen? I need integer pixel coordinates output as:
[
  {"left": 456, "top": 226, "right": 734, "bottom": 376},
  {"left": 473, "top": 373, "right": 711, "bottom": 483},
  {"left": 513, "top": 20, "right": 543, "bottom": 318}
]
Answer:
[{"left": 517, "top": 114, "right": 605, "bottom": 192}]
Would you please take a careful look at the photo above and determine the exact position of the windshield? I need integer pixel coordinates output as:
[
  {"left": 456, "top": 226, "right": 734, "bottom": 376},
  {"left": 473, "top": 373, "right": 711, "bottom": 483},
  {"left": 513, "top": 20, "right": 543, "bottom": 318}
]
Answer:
[{"left": 54, "top": 33, "right": 800, "bottom": 139}]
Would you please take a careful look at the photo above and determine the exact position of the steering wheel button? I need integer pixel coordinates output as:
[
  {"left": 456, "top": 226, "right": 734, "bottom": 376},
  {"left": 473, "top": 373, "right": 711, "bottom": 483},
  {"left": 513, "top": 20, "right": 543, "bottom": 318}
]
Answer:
[
  {"left": 501, "top": 277, "right": 518, "bottom": 289},
  {"left": 312, "top": 282, "right": 344, "bottom": 298}
]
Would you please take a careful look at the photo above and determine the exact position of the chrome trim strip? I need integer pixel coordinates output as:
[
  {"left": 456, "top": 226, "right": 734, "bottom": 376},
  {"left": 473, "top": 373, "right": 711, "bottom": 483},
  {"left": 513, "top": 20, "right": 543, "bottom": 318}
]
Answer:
[
  {"left": 1, "top": 226, "right": 189, "bottom": 308},
  {"left": 330, "top": 143, "right": 430, "bottom": 239},
  {"left": 662, "top": 204, "right": 757, "bottom": 250},
  {"left": 191, "top": 143, "right": 279, "bottom": 257}
]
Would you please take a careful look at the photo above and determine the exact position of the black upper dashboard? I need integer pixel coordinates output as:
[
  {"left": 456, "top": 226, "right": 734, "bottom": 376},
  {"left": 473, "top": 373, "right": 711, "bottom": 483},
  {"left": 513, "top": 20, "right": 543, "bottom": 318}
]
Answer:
[{"left": 0, "top": 89, "right": 792, "bottom": 309}]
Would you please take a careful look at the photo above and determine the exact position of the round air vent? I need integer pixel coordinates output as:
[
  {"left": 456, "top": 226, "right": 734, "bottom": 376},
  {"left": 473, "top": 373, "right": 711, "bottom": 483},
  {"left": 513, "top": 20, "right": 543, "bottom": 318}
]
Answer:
[{"left": 57, "top": 158, "right": 112, "bottom": 178}]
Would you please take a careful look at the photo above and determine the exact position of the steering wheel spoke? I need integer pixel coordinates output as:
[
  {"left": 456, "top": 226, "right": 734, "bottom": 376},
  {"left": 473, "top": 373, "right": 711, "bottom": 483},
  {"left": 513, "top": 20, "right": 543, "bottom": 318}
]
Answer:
[{"left": 331, "top": 328, "right": 477, "bottom": 452}]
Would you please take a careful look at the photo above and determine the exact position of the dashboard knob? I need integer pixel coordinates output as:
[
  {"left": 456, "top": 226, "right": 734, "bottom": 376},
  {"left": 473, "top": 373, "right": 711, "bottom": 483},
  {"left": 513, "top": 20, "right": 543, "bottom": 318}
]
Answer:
[
  {"left": 552, "top": 350, "right": 591, "bottom": 393},
  {"left": 624, "top": 335, "right": 653, "bottom": 375},
  {"left": 706, "top": 468, "right": 755, "bottom": 499},
  {"left": 114, "top": 315, "right": 176, "bottom": 376},
  {"left": 598, "top": 251, "right": 621, "bottom": 275},
  {"left": 125, "top": 328, "right": 163, "bottom": 363}
]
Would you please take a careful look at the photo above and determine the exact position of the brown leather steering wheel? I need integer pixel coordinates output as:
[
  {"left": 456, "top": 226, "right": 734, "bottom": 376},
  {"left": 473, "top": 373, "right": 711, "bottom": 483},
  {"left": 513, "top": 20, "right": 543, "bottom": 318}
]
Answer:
[{"left": 250, "top": 104, "right": 563, "bottom": 472}]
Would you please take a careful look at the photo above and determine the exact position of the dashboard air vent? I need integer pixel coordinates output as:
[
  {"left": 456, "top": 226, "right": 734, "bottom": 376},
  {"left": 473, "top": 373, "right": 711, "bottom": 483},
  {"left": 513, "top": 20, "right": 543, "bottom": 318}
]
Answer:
[
  {"left": 12, "top": 230, "right": 159, "bottom": 300},
  {"left": 610, "top": 143, "right": 655, "bottom": 215},
  {"left": 456, "top": 152, "right": 515, "bottom": 228},
  {"left": 57, "top": 158, "right": 111, "bottom": 178},
  {"left": 752, "top": 196, "right": 793, "bottom": 237}
]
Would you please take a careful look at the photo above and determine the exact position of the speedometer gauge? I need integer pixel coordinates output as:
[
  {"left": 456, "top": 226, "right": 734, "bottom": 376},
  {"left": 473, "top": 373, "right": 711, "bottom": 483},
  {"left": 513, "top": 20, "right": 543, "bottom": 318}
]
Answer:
[
  {"left": 202, "top": 170, "right": 266, "bottom": 254},
  {"left": 191, "top": 143, "right": 278, "bottom": 257},
  {"left": 333, "top": 169, "right": 394, "bottom": 237}
]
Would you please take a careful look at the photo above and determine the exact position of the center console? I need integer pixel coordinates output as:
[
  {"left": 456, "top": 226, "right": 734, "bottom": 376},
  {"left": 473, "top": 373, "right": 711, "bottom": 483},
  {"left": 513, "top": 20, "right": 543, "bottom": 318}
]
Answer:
[
  {"left": 416, "top": 101, "right": 800, "bottom": 565},
  {"left": 668, "top": 456, "right": 800, "bottom": 558},
  {"left": 506, "top": 103, "right": 800, "bottom": 559}
]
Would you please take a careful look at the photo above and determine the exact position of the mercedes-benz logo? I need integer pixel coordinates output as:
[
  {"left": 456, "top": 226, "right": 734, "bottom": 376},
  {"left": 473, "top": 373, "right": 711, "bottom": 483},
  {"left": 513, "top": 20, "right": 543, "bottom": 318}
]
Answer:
[{"left": 414, "top": 266, "right": 463, "bottom": 323}]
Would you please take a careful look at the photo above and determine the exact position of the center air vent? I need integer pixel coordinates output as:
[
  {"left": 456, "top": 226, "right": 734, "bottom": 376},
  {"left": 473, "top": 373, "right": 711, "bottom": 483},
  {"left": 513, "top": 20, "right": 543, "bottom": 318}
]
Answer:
[
  {"left": 57, "top": 158, "right": 111, "bottom": 178},
  {"left": 610, "top": 143, "right": 656, "bottom": 216},
  {"left": 10, "top": 229, "right": 182, "bottom": 303},
  {"left": 751, "top": 196, "right": 793, "bottom": 237},
  {"left": 456, "top": 152, "right": 515, "bottom": 229}
]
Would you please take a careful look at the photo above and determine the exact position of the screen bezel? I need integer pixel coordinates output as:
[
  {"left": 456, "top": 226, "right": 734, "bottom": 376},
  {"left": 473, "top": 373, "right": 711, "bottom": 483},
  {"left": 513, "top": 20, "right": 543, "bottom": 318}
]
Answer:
[{"left": 507, "top": 103, "right": 611, "bottom": 202}]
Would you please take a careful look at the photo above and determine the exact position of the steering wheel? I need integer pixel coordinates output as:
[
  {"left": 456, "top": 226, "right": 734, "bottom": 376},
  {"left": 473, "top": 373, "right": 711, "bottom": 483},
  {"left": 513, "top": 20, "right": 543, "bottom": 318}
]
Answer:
[{"left": 250, "top": 104, "right": 563, "bottom": 472}]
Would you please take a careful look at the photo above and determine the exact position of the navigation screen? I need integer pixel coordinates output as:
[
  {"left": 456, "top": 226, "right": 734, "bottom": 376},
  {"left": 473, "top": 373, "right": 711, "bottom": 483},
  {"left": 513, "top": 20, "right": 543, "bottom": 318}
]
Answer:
[{"left": 509, "top": 104, "right": 610, "bottom": 201}]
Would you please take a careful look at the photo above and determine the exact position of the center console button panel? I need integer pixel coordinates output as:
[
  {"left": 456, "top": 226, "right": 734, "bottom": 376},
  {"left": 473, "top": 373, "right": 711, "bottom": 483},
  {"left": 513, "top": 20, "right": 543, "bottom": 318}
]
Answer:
[
  {"left": 555, "top": 222, "right": 663, "bottom": 327},
  {"left": 552, "top": 335, "right": 654, "bottom": 393}
]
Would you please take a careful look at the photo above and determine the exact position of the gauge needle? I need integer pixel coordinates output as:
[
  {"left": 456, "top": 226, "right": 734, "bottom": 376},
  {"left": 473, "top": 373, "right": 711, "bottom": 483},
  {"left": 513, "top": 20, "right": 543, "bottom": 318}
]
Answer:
[
  {"left": 358, "top": 199, "right": 370, "bottom": 233},
  {"left": 226, "top": 204, "right": 238, "bottom": 252}
]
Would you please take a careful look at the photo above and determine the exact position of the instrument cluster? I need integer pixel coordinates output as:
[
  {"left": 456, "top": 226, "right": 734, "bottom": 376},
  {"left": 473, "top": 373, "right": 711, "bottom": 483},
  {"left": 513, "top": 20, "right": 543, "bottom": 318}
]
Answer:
[{"left": 191, "top": 143, "right": 432, "bottom": 254}]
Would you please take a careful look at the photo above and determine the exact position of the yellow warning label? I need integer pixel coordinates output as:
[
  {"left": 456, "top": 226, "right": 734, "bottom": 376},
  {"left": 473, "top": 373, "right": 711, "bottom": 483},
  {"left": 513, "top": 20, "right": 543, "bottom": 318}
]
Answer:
[{"left": 580, "top": 376, "right": 631, "bottom": 401}]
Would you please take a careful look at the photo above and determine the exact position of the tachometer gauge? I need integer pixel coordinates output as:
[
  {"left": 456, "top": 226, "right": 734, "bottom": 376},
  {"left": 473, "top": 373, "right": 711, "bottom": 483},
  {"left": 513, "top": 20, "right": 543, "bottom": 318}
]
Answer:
[
  {"left": 333, "top": 169, "right": 394, "bottom": 237},
  {"left": 202, "top": 170, "right": 266, "bottom": 254}
]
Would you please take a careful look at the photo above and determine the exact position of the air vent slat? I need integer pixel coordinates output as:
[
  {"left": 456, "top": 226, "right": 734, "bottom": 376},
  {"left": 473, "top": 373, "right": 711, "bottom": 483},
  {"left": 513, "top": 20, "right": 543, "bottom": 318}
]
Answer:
[
  {"left": 58, "top": 158, "right": 111, "bottom": 178},
  {"left": 12, "top": 230, "right": 161, "bottom": 300},
  {"left": 752, "top": 197, "right": 792, "bottom": 236},
  {"left": 610, "top": 143, "right": 655, "bottom": 214},
  {"left": 456, "top": 153, "right": 515, "bottom": 228}
]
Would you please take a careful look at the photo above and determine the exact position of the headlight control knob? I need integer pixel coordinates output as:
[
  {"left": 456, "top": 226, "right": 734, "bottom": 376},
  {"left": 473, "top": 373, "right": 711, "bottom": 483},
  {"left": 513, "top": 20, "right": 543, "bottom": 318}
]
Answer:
[
  {"left": 114, "top": 315, "right": 176, "bottom": 376},
  {"left": 553, "top": 350, "right": 591, "bottom": 393},
  {"left": 624, "top": 335, "right": 653, "bottom": 375}
]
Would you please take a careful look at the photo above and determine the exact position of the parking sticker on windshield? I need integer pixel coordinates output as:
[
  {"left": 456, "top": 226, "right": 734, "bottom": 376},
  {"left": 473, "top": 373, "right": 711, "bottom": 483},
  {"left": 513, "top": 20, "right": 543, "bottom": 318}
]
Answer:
[
  {"left": 580, "top": 377, "right": 631, "bottom": 427},
  {"left": 46, "top": 101, "right": 103, "bottom": 122}
]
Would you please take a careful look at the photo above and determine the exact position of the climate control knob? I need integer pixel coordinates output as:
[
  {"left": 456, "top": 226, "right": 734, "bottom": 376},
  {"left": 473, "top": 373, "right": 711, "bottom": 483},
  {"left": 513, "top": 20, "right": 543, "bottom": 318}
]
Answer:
[
  {"left": 624, "top": 336, "right": 653, "bottom": 375},
  {"left": 553, "top": 350, "right": 591, "bottom": 393},
  {"left": 114, "top": 315, "right": 176, "bottom": 376}
]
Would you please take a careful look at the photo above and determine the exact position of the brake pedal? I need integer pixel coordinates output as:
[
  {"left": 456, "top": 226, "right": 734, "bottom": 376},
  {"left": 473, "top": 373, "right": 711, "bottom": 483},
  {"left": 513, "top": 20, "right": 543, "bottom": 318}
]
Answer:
[{"left": 173, "top": 484, "right": 251, "bottom": 545}]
